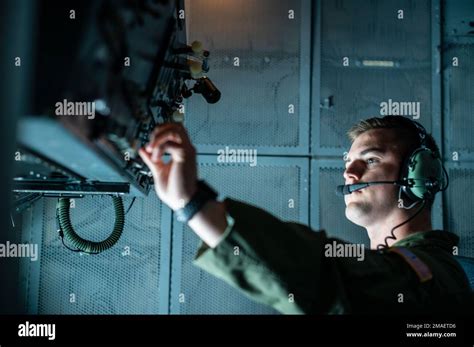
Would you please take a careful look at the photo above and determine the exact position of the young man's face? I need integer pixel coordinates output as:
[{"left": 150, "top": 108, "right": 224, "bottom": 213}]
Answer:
[{"left": 343, "top": 128, "right": 405, "bottom": 228}]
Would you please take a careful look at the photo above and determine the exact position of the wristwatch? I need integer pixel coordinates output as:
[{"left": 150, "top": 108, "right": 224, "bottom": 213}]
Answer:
[{"left": 175, "top": 180, "right": 218, "bottom": 223}]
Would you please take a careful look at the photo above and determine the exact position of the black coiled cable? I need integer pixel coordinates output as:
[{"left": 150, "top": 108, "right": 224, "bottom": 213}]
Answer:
[
  {"left": 377, "top": 199, "right": 427, "bottom": 251},
  {"left": 56, "top": 196, "right": 124, "bottom": 254}
]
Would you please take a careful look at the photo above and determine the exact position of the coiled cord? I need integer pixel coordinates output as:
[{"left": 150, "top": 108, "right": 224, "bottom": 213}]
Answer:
[
  {"left": 377, "top": 199, "right": 426, "bottom": 251},
  {"left": 56, "top": 196, "right": 124, "bottom": 254}
]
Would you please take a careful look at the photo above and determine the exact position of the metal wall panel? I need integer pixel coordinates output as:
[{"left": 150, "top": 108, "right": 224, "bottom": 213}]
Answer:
[
  {"left": 441, "top": 0, "right": 474, "bottom": 258},
  {"left": 184, "top": 0, "right": 311, "bottom": 155},
  {"left": 443, "top": 45, "right": 474, "bottom": 160},
  {"left": 443, "top": 0, "right": 474, "bottom": 45},
  {"left": 170, "top": 155, "right": 309, "bottom": 314},
  {"left": 444, "top": 164, "right": 474, "bottom": 258},
  {"left": 313, "top": 0, "right": 433, "bottom": 155},
  {"left": 21, "top": 194, "right": 171, "bottom": 314},
  {"left": 18, "top": 199, "right": 44, "bottom": 314}
]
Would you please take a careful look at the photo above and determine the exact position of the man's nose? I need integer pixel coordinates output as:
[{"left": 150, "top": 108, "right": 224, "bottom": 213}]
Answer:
[{"left": 343, "top": 162, "right": 362, "bottom": 183}]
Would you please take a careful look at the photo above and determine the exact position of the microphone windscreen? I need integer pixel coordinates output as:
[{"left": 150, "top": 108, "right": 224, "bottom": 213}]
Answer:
[{"left": 336, "top": 185, "right": 347, "bottom": 197}]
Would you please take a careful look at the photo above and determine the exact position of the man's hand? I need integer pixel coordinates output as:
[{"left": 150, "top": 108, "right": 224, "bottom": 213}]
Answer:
[
  {"left": 139, "top": 122, "right": 228, "bottom": 248},
  {"left": 138, "top": 122, "right": 198, "bottom": 211}
]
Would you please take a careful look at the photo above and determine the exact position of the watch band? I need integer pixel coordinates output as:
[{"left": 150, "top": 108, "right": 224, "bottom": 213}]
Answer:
[{"left": 175, "top": 180, "right": 218, "bottom": 223}]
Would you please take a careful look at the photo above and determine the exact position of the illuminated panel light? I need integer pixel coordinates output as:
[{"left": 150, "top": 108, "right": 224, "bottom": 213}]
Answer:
[{"left": 362, "top": 60, "right": 395, "bottom": 67}]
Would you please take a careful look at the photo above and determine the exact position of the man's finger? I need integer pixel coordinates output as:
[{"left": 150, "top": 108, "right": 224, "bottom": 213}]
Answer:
[
  {"left": 147, "top": 123, "right": 190, "bottom": 152},
  {"left": 138, "top": 148, "right": 163, "bottom": 176},
  {"left": 148, "top": 123, "right": 175, "bottom": 149},
  {"left": 147, "top": 131, "right": 183, "bottom": 153},
  {"left": 158, "top": 141, "right": 188, "bottom": 163}
]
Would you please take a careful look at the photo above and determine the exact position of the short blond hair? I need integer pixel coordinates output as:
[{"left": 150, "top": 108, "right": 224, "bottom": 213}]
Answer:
[{"left": 347, "top": 116, "right": 439, "bottom": 157}]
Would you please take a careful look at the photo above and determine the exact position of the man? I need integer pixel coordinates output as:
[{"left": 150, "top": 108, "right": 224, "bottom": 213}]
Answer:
[{"left": 138, "top": 116, "right": 471, "bottom": 314}]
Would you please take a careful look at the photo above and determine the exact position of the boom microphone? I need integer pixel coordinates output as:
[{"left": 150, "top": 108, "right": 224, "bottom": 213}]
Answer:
[{"left": 336, "top": 181, "right": 405, "bottom": 197}]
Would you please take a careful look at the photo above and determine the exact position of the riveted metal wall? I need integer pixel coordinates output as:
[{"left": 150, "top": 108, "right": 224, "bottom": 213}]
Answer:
[
  {"left": 20, "top": 194, "right": 171, "bottom": 314},
  {"left": 312, "top": 0, "right": 433, "bottom": 155},
  {"left": 184, "top": 0, "right": 311, "bottom": 155},
  {"left": 441, "top": 0, "right": 474, "bottom": 258},
  {"left": 170, "top": 155, "right": 309, "bottom": 314},
  {"left": 443, "top": 44, "right": 474, "bottom": 160},
  {"left": 444, "top": 165, "right": 474, "bottom": 258}
]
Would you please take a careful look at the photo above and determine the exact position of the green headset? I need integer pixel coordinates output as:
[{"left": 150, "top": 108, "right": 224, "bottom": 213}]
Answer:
[
  {"left": 397, "top": 117, "right": 449, "bottom": 207},
  {"left": 374, "top": 116, "right": 450, "bottom": 250}
]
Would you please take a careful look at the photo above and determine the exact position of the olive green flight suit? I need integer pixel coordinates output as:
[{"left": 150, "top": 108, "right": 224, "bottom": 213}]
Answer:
[{"left": 194, "top": 198, "right": 472, "bottom": 314}]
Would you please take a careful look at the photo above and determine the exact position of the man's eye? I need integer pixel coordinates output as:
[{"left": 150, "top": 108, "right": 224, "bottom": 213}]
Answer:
[{"left": 367, "top": 158, "right": 379, "bottom": 165}]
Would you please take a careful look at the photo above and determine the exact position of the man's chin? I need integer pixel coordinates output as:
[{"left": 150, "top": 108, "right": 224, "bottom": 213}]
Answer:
[{"left": 345, "top": 204, "right": 371, "bottom": 227}]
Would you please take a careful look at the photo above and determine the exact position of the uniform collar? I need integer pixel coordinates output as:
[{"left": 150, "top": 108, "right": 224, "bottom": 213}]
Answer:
[{"left": 391, "top": 230, "right": 459, "bottom": 252}]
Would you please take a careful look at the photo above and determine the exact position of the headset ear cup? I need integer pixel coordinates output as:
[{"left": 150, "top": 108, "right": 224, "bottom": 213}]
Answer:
[
  {"left": 403, "top": 147, "right": 443, "bottom": 201},
  {"left": 399, "top": 148, "right": 420, "bottom": 202}
]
